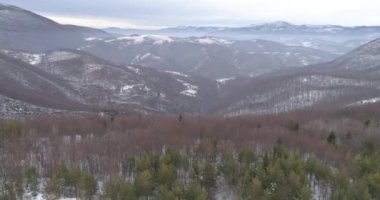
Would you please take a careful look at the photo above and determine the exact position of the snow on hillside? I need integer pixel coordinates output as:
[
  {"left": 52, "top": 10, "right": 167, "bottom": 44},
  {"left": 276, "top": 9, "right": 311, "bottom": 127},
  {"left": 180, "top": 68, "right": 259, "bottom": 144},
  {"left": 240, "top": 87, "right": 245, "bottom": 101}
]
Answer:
[
  {"left": 105, "top": 35, "right": 174, "bottom": 45},
  {"left": 25, "top": 53, "right": 42, "bottom": 65},
  {"left": 190, "top": 37, "right": 234, "bottom": 45},
  {"left": 176, "top": 79, "right": 198, "bottom": 97},
  {"left": 347, "top": 97, "right": 380, "bottom": 106},
  {"left": 217, "top": 77, "right": 235, "bottom": 84},
  {"left": 164, "top": 70, "right": 189, "bottom": 78},
  {"left": 298, "top": 75, "right": 373, "bottom": 87},
  {"left": 47, "top": 51, "right": 80, "bottom": 62},
  {"left": 120, "top": 84, "right": 151, "bottom": 95},
  {"left": 131, "top": 53, "right": 162, "bottom": 64},
  {"left": 85, "top": 37, "right": 101, "bottom": 41},
  {"left": 216, "top": 77, "right": 235, "bottom": 88},
  {"left": 127, "top": 66, "right": 141, "bottom": 74},
  {"left": 141, "top": 53, "right": 161, "bottom": 60},
  {"left": 0, "top": 50, "right": 43, "bottom": 65},
  {"left": 99, "top": 35, "right": 235, "bottom": 46}
]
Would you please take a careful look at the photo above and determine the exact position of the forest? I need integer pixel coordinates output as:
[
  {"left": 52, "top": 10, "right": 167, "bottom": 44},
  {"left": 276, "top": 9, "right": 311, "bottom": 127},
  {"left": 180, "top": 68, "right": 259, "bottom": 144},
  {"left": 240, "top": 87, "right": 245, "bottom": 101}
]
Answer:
[{"left": 0, "top": 103, "right": 380, "bottom": 199}]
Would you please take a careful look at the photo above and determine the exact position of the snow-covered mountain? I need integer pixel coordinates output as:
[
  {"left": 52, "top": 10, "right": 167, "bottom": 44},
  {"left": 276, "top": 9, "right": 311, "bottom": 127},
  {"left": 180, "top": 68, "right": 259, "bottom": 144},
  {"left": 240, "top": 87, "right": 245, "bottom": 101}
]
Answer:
[
  {"left": 0, "top": 3, "right": 110, "bottom": 52},
  {"left": 108, "top": 21, "right": 380, "bottom": 54},
  {"left": 79, "top": 35, "right": 336, "bottom": 79},
  {"left": 229, "top": 21, "right": 380, "bottom": 35}
]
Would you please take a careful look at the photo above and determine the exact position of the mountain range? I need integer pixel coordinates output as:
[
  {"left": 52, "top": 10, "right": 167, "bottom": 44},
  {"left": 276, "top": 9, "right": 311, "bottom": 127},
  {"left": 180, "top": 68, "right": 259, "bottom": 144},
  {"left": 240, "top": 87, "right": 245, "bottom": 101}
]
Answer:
[
  {"left": 80, "top": 35, "right": 336, "bottom": 79},
  {"left": 0, "top": 3, "right": 380, "bottom": 117},
  {"left": 106, "top": 21, "right": 380, "bottom": 54}
]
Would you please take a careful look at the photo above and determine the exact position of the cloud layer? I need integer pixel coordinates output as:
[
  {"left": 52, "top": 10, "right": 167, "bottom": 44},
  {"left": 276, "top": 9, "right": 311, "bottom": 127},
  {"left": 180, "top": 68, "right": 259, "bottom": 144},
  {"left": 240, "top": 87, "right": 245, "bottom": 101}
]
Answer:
[{"left": 2, "top": 0, "right": 380, "bottom": 28}]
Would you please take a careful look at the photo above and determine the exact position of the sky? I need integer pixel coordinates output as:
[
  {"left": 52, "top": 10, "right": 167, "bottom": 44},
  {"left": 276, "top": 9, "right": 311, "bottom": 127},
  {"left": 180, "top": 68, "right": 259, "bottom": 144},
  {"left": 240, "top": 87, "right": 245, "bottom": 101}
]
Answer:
[{"left": 2, "top": 0, "right": 380, "bottom": 29}]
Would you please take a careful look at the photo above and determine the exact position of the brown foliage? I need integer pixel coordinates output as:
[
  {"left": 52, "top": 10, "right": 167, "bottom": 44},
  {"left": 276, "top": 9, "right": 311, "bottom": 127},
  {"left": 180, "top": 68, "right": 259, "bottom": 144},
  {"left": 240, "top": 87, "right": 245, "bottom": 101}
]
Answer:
[{"left": 0, "top": 105, "right": 379, "bottom": 179}]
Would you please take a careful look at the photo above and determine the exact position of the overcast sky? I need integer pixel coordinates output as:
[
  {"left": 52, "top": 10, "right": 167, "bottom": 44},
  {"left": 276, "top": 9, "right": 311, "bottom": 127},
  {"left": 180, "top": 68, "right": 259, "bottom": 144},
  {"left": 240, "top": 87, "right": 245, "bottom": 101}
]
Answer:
[{"left": 2, "top": 0, "right": 380, "bottom": 29}]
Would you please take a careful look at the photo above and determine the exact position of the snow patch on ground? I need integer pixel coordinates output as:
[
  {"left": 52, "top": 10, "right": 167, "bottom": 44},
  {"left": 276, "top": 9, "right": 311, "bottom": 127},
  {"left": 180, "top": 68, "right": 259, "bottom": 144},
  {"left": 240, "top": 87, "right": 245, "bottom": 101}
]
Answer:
[
  {"left": 85, "top": 37, "right": 101, "bottom": 41},
  {"left": 120, "top": 84, "right": 151, "bottom": 95},
  {"left": 347, "top": 97, "right": 380, "bottom": 106},
  {"left": 84, "top": 63, "right": 104, "bottom": 73},
  {"left": 164, "top": 71, "right": 189, "bottom": 78},
  {"left": 140, "top": 53, "right": 161, "bottom": 60},
  {"left": 298, "top": 75, "right": 372, "bottom": 87},
  {"left": 127, "top": 66, "right": 141, "bottom": 74},
  {"left": 47, "top": 51, "right": 79, "bottom": 62},
  {"left": 132, "top": 53, "right": 162, "bottom": 63},
  {"left": 217, "top": 77, "right": 235, "bottom": 84},
  {"left": 28, "top": 54, "right": 43, "bottom": 65},
  {"left": 121, "top": 84, "right": 137, "bottom": 91},
  {"left": 192, "top": 37, "right": 234, "bottom": 45},
  {"left": 0, "top": 50, "right": 43, "bottom": 65},
  {"left": 176, "top": 79, "right": 198, "bottom": 97},
  {"left": 140, "top": 53, "right": 152, "bottom": 60},
  {"left": 24, "top": 193, "right": 77, "bottom": 200},
  {"left": 105, "top": 35, "right": 174, "bottom": 45}
]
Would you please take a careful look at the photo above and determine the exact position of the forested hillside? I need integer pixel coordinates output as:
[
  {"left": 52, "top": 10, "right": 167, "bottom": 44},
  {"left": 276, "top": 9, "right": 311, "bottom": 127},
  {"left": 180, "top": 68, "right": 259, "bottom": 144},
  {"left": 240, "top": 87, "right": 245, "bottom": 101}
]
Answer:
[{"left": 1, "top": 103, "right": 380, "bottom": 199}]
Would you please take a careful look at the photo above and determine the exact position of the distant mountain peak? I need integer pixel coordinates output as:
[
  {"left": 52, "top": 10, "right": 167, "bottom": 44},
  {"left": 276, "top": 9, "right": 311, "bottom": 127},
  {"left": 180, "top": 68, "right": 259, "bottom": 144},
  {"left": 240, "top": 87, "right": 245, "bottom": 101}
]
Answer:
[{"left": 250, "top": 21, "right": 294, "bottom": 27}]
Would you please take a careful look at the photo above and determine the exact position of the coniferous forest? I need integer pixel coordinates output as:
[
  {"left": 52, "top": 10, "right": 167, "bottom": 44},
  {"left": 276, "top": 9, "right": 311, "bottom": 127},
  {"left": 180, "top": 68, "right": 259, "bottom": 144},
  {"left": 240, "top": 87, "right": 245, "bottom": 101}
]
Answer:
[{"left": 0, "top": 104, "right": 380, "bottom": 200}]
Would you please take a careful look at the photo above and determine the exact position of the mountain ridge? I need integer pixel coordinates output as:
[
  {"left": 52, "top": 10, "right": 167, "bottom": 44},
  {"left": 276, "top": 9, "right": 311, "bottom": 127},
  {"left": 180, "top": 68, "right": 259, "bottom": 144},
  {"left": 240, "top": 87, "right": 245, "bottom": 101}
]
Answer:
[
  {"left": 106, "top": 21, "right": 380, "bottom": 54},
  {"left": 0, "top": 3, "right": 111, "bottom": 52}
]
